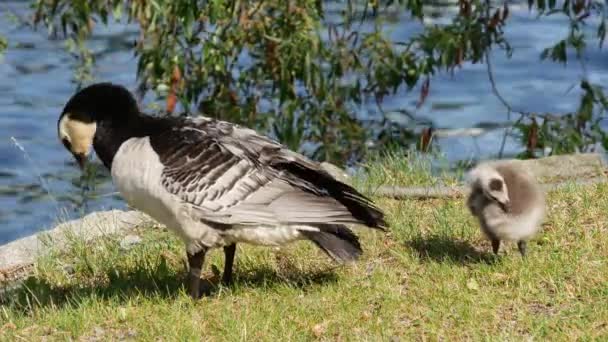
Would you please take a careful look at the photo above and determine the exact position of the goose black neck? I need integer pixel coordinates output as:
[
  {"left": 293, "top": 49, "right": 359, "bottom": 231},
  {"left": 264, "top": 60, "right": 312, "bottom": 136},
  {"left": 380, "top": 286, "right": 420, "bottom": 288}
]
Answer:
[
  {"left": 61, "top": 83, "right": 175, "bottom": 170},
  {"left": 93, "top": 114, "right": 173, "bottom": 169}
]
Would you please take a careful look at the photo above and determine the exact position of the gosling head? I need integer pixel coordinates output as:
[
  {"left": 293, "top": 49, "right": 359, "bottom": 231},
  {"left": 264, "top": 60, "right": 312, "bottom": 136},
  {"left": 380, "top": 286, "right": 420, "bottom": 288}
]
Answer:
[{"left": 467, "top": 164, "right": 511, "bottom": 213}]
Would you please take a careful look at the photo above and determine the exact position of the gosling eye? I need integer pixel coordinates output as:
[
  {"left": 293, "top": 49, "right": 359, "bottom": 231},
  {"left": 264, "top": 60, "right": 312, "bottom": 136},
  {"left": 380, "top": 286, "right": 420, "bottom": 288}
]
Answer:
[
  {"left": 61, "top": 137, "right": 72, "bottom": 150},
  {"left": 488, "top": 178, "right": 503, "bottom": 191}
]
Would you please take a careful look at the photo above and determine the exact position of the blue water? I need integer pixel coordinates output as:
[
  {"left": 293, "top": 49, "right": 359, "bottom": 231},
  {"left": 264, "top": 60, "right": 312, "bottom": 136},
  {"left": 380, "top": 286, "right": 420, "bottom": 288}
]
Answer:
[{"left": 0, "top": 1, "right": 606, "bottom": 244}]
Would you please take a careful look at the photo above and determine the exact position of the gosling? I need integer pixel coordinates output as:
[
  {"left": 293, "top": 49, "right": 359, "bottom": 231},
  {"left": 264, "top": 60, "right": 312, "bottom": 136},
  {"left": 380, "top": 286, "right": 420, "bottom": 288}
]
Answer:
[{"left": 466, "top": 161, "right": 545, "bottom": 257}]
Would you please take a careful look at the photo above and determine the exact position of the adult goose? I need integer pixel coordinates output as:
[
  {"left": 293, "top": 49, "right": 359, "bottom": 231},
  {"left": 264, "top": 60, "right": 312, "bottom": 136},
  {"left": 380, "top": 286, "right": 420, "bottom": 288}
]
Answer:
[{"left": 57, "top": 83, "right": 387, "bottom": 298}]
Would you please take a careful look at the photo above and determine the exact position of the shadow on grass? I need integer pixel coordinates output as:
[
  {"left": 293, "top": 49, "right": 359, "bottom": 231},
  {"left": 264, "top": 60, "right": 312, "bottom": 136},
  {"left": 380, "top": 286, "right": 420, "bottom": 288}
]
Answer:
[
  {"left": 406, "top": 235, "right": 498, "bottom": 265},
  {"left": 230, "top": 264, "right": 338, "bottom": 290},
  {"left": 1, "top": 260, "right": 184, "bottom": 311},
  {"left": 1, "top": 260, "right": 338, "bottom": 312}
]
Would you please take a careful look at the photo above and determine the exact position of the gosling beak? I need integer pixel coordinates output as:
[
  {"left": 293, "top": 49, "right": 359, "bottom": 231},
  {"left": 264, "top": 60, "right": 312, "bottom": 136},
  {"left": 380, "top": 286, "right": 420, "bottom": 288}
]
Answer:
[
  {"left": 500, "top": 200, "right": 512, "bottom": 213},
  {"left": 73, "top": 152, "right": 87, "bottom": 170}
]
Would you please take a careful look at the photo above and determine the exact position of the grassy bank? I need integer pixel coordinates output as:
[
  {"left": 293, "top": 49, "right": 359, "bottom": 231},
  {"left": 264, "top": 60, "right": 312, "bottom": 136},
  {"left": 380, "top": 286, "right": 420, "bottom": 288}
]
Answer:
[{"left": 2, "top": 155, "right": 608, "bottom": 340}]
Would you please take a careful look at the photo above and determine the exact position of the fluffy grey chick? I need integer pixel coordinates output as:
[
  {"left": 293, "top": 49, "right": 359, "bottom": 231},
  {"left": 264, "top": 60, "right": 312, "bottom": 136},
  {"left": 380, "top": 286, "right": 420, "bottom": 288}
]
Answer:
[{"left": 466, "top": 161, "right": 545, "bottom": 257}]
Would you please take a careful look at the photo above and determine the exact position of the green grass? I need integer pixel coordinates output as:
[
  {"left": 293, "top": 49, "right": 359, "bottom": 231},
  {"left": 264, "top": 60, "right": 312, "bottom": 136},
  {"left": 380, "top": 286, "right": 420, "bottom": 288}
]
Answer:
[{"left": 2, "top": 154, "right": 608, "bottom": 340}]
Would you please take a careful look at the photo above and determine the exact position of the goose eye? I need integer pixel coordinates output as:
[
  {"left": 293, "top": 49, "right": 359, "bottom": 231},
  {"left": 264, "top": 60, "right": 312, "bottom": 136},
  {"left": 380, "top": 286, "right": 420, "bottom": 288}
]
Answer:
[{"left": 61, "top": 137, "right": 72, "bottom": 150}]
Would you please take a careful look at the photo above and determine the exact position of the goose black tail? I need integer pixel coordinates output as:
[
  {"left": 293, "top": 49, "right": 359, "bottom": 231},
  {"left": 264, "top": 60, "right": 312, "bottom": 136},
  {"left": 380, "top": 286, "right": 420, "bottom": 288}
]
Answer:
[
  {"left": 279, "top": 162, "right": 388, "bottom": 230},
  {"left": 301, "top": 225, "right": 362, "bottom": 262}
]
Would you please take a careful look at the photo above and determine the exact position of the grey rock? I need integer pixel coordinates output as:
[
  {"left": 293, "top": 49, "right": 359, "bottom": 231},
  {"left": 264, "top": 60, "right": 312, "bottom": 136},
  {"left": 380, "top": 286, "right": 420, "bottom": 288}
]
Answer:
[
  {"left": 0, "top": 209, "right": 151, "bottom": 279},
  {"left": 500, "top": 153, "right": 607, "bottom": 183},
  {"left": 375, "top": 153, "right": 607, "bottom": 199},
  {"left": 63, "top": 264, "right": 75, "bottom": 275},
  {"left": 120, "top": 234, "right": 143, "bottom": 251}
]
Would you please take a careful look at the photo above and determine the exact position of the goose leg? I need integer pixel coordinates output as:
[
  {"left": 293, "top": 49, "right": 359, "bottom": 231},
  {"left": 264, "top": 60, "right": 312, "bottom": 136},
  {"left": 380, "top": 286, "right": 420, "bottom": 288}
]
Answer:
[
  {"left": 187, "top": 248, "right": 208, "bottom": 299},
  {"left": 491, "top": 239, "right": 501, "bottom": 255},
  {"left": 517, "top": 240, "right": 527, "bottom": 258},
  {"left": 222, "top": 243, "right": 236, "bottom": 285}
]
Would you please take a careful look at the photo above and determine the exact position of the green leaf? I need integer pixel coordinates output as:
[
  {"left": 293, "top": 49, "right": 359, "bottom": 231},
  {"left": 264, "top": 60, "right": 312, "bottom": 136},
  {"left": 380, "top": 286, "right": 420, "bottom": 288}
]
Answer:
[
  {"left": 113, "top": 3, "right": 123, "bottom": 20},
  {"left": 0, "top": 35, "right": 7, "bottom": 53},
  {"left": 537, "top": 0, "right": 547, "bottom": 13},
  {"left": 31, "top": 0, "right": 606, "bottom": 163}
]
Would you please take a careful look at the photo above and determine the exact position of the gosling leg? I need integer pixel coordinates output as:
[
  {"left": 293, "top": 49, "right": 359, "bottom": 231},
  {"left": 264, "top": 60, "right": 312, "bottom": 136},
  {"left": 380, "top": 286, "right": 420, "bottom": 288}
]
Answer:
[
  {"left": 491, "top": 239, "right": 501, "bottom": 255},
  {"left": 517, "top": 240, "right": 527, "bottom": 258}
]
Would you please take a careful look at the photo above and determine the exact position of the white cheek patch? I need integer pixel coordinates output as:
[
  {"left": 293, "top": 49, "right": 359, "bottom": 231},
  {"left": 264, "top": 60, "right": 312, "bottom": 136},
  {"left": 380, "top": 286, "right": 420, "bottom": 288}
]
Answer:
[
  {"left": 58, "top": 114, "right": 97, "bottom": 155},
  {"left": 58, "top": 115, "right": 71, "bottom": 143}
]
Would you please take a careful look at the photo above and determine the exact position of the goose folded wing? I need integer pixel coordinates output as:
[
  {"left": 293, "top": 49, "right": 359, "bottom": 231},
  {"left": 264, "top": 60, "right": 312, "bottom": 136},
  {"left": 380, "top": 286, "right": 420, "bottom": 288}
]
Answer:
[{"left": 149, "top": 120, "right": 384, "bottom": 227}]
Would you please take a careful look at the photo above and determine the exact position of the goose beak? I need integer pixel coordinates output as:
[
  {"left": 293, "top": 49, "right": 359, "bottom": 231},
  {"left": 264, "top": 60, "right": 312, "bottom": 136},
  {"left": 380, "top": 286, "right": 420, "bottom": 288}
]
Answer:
[{"left": 73, "top": 152, "right": 87, "bottom": 170}]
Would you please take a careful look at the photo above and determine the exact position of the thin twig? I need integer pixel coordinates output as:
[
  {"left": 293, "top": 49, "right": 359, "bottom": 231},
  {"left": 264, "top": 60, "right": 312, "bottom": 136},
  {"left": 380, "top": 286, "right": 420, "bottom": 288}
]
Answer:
[
  {"left": 485, "top": 46, "right": 514, "bottom": 113},
  {"left": 485, "top": 0, "right": 511, "bottom": 158}
]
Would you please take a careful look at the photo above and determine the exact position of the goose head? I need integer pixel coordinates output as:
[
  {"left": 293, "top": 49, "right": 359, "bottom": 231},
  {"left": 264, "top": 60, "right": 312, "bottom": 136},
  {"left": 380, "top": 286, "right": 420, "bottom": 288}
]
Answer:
[{"left": 57, "top": 83, "right": 139, "bottom": 169}]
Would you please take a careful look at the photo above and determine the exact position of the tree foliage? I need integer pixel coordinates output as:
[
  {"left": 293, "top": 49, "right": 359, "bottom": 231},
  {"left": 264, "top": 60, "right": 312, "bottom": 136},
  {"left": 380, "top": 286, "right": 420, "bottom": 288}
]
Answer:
[
  {"left": 28, "top": 0, "right": 608, "bottom": 163},
  {"left": 0, "top": 35, "right": 7, "bottom": 56}
]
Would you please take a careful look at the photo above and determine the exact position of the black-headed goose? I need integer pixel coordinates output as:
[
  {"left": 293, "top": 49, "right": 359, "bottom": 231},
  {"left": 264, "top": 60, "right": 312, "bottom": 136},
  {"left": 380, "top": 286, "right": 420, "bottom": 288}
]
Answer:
[
  {"left": 466, "top": 161, "right": 545, "bottom": 257},
  {"left": 57, "top": 83, "right": 387, "bottom": 297}
]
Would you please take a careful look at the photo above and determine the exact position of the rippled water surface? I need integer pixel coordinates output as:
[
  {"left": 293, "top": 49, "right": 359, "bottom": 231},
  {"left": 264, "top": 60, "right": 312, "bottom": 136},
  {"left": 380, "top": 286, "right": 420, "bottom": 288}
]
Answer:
[{"left": 0, "top": 0, "right": 606, "bottom": 244}]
